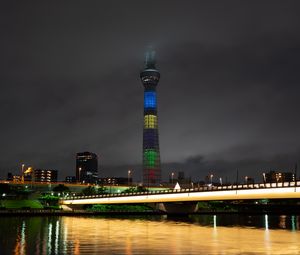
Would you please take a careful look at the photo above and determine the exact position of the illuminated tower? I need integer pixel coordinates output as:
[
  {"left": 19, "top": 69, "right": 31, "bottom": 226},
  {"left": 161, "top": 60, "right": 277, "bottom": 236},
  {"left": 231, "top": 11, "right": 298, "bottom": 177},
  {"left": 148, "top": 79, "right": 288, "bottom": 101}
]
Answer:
[{"left": 140, "top": 50, "right": 161, "bottom": 185}]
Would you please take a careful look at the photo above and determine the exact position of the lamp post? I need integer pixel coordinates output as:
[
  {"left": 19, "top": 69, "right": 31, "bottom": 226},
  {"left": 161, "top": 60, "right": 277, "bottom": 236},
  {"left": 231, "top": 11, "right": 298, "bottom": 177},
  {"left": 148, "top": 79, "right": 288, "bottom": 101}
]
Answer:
[
  {"left": 263, "top": 173, "right": 266, "bottom": 184},
  {"left": 210, "top": 174, "right": 213, "bottom": 185},
  {"left": 219, "top": 177, "right": 223, "bottom": 186},
  {"left": 128, "top": 170, "right": 131, "bottom": 186},
  {"left": 78, "top": 167, "right": 82, "bottom": 183},
  {"left": 245, "top": 176, "right": 248, "bottom": 185},
  {"left": 21, "top": 164, "right": 25, "bottom": 183},
  {"left": 171, "top": 172, "right": 174, "bottom": 184}
]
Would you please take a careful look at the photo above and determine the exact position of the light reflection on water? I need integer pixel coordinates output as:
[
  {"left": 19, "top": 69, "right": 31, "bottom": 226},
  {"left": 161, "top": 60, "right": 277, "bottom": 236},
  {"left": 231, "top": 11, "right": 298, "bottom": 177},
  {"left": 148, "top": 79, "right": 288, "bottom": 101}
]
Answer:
[{"left": 1, "top": 215, "right": 300, "bottom": 255}]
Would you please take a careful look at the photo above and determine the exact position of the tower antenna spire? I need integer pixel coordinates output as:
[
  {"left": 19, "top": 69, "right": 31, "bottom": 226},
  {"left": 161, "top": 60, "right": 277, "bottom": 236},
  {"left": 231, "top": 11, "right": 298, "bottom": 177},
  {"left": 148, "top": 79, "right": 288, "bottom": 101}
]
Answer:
[{"left": 144, "top": 46, "right": 156, "bottom": 69}]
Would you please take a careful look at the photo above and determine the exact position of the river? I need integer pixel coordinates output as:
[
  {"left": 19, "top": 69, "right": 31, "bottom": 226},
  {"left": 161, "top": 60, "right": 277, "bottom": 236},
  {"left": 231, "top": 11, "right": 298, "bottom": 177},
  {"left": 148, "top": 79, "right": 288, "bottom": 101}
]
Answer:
[{"left": 0, "top": 214, "right": 299, "bottom": 254}]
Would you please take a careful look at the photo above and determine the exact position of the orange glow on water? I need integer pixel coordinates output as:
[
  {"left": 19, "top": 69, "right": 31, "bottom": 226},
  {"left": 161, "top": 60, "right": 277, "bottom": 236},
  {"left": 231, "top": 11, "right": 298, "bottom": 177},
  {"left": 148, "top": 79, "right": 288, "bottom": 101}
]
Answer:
[
  {"left": 59, "top": 217, "right": 300, "bottom": 254},
  {"left": 8, "top": 216, "right": 300, "bottom": 254}
]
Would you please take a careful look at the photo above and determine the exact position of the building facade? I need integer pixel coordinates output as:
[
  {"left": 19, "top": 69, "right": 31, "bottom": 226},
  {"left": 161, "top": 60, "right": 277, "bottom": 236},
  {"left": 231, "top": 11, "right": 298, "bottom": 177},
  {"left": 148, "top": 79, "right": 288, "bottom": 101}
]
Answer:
[
  {"left": 264, "top": 171, "right": 295, "bottom": 183},
  {"left": 65, "top": 176, "right": 76, "bottom": 183},
  {"left": 34, "top": 169, "right": 58, "bottom": 183},
  {"left": 140, "top": 50, "right": 161, "bottom": 185},
  {"left": 98, "top": 177, "right": 132, "bottom": 186},
  {"left": 76, "top": 152, "right": 98, "bottom": 183}
]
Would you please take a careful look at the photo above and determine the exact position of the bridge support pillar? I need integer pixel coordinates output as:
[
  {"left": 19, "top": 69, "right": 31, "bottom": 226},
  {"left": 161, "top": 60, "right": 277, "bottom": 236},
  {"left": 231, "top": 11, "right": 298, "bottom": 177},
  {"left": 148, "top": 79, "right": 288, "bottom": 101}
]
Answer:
[
  {"left": 60, "top": 204, "right": 85, "bottom": 211},
  {"left": 151, "top": 202, "right": 199, "bottom": 215}
]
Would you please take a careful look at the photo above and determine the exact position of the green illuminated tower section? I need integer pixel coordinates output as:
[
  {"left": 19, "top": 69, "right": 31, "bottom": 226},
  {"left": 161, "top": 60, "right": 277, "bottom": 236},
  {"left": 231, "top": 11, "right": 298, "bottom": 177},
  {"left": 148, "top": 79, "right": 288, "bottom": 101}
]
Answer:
[{"left": 140, "top": 50, "right": 161, "bottom": 185}]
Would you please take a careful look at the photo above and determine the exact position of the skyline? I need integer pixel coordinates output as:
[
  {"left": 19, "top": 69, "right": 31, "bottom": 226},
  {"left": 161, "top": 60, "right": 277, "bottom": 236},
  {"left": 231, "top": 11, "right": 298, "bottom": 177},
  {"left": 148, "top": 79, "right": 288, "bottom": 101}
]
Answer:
[{"left": 1, "top": 1, "right": 300, "bottom": 181}]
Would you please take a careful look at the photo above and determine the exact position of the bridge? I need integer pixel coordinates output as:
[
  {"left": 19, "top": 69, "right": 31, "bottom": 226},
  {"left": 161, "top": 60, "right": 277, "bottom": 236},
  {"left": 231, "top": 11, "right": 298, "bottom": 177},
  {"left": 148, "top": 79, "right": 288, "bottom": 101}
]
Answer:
[{"left": 60, "top": 182, "right": 300, "bottom": 214}]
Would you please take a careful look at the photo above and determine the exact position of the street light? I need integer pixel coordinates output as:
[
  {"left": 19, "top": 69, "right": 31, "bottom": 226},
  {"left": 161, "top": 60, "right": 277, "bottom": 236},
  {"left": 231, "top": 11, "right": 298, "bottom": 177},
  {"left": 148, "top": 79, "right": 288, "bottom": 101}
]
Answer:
[
  {"left": 128, "top": 170, "right": 132, "bottom": 186},
  {"left": 210, "top": 174, "right": 213, "bottom": 185},
  {"left": 263, "top": 173, "right": 266, "bottom": 184},
  {"left": 219, "top": 177, "right": 223, "bottom": 186},
  {"left": 171, "top": 172, "right": 174, "bottom": 184},
  {"left": 78, "top": 167, "right": 82, "bottom": 183},
  {"left": 21, "top": 164, "right": 25, "bottom": 184},
  {"left": 245, "top": 176, "right": 248, "bottom": 185}
]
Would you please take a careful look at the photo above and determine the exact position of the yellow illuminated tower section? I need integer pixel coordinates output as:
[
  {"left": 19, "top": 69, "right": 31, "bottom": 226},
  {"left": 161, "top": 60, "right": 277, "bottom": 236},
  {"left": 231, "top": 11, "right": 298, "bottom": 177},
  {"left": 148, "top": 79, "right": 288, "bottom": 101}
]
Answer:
[{"left": 140, "top": 50, "right": 161, "bottom": 185}]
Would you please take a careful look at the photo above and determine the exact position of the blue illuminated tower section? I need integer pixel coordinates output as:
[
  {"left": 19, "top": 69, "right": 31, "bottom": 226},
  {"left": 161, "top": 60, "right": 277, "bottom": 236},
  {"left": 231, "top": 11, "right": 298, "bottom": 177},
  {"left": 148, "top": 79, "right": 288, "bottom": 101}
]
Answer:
[{"left": 140, "top": 50, "right": 161, "bottom": 185}]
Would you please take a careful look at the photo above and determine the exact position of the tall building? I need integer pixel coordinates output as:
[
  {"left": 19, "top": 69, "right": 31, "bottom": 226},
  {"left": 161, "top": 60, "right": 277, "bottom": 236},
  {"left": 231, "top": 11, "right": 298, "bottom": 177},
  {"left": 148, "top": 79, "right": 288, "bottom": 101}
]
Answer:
[
  {"left": 140, "top": 50, "right": 161, "bottom": 185},
  {"left": 76, "top": 152, "right": 98, "bottom": 183}
]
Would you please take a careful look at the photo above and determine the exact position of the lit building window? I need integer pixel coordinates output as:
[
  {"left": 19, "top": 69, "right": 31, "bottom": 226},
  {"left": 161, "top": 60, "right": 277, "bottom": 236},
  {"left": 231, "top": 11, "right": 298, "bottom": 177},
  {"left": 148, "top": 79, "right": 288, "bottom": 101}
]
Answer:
[{"left": 144, "top": 115, "right": 157, "bottom": 129}]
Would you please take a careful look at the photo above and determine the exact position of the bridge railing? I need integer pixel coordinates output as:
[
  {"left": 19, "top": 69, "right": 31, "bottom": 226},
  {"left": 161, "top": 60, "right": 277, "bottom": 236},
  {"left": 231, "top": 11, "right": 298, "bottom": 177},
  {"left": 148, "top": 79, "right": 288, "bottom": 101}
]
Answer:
[{"left": 62, "top": 181, "right": 300, "bottom": 201}]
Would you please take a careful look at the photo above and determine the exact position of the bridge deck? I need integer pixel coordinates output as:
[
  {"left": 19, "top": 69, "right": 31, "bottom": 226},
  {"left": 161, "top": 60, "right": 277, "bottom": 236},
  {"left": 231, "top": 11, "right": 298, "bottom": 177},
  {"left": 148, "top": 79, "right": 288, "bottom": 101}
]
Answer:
[{"left": 61, "top": 182, "right": 300, "bottom": 205}]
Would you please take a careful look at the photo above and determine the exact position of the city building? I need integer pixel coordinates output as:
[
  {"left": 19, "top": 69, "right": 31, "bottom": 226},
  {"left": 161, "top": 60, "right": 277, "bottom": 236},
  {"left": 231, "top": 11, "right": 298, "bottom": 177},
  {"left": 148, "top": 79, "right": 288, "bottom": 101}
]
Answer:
[
  {"left": 34, "top": 169, "right": 58, "bottom": 183},
  {"left": 98, "top": 177, "right": 132, "bottom": 186},
  {"left": 244, "top": 176, "right": 255, "bottom": 184},
  {"left": 7, "top": 167, "right": 34, "bottom": 182},
  {"left": 65, "top": 176, "right": 76, "bottom": 183},
  {"left": 12, "top": 175, "right": 22, "bottom": 183},
  {"left": 76, "top": 152, "right": 98, "bottom": 183},
  {"left": 7, "top": 172, "right": 13, "bottom": 181},
  {"left": 140, "top": 49, "right": 161, "bottom": 185},
  {"left": 169, "top": 171, "right": 191, "bottom": 185},
  {"left": 23, "top": 167, "right": 33, "bottom": 181},
  {"left": 264, "top": 171, "right": 295, "bottom": 183}
]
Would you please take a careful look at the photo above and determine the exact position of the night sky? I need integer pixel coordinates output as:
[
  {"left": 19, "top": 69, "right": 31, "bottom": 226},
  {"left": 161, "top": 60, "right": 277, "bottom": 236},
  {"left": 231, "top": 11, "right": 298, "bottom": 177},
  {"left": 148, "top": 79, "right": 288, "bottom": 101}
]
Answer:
[{"left": 1, "top": 1, "right": 300, "bottom": 182}]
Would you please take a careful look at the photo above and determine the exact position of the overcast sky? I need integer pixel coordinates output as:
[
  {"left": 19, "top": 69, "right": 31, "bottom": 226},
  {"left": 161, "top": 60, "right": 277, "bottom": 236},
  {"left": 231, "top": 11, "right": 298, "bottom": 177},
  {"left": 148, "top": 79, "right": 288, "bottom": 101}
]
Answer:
[{"left": 1, "top": 1, "right": 300, "bottom": 182}]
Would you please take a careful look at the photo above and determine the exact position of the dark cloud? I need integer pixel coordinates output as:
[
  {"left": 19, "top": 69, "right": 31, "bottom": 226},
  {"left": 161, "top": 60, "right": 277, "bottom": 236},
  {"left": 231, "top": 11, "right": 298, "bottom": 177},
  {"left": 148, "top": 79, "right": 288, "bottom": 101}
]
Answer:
[{"left": 0, "top": 1, "right": 300, "bottom": 180}]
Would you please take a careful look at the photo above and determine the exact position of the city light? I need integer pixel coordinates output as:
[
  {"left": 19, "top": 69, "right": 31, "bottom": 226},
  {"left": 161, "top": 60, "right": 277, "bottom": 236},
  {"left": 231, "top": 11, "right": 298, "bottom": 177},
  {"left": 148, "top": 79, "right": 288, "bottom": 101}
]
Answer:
[{"left": 128, "top": 169, "right": 132, "bottom": 186}]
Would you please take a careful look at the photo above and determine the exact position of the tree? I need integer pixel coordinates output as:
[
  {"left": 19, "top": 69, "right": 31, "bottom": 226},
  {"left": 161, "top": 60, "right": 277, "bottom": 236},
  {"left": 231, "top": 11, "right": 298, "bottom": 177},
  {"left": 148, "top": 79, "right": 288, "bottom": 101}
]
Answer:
[
  {"left": 136, "top": 186, "right": 148, "bottom": 192},
  {"left": 0, "top": 184, "right": 12, "bottom": 195},
  {"left": 122, "top": 186, "right": 148, "bottom": 193},
  {"left": 97, "top": 187, "right": 108, "bottom": 194},
  {"left": 81, "top": 186, "right": 97, "bottom": 195},
  {"left": 53, "top": 184, "right": 70, "bottom": 193}
]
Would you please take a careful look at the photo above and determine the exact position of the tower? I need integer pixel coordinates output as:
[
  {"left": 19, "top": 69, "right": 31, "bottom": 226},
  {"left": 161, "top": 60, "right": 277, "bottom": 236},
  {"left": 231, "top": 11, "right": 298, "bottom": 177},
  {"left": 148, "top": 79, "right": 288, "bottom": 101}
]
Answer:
[{"left": 140, "top": 50, "right": 161, "bottom": 185}]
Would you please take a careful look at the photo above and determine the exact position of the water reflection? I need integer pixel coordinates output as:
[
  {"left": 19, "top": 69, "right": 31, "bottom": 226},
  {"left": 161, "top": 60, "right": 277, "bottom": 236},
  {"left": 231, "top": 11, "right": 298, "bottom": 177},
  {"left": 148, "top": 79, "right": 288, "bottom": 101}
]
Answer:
[
  {"left": 1, "top": 215, "right": 300, "bottom": 255},
  {"left": 265, "top": 214, "right": 269, "bottom": 230}
]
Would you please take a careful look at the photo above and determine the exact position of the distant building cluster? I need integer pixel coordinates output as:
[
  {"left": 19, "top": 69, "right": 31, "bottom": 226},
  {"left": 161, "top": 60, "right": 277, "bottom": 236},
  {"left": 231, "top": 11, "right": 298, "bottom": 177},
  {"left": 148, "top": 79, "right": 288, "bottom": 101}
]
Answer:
[
  {"left": 6, "top": 151, "right": 99, "bottom": 184},
  {"left": 263, "top": 171, "right": 295, "bottom": 183},
  {"left": 98, "top": 177, "right": 132, "bottom": 186},
  {"left": 7, "top": 168, "right": 58, "bottom": 183},
  {"left": 4, "top": 151, "right": 297, "bottom": 187},
  {"left": 5, "top": 151, "right": 139, "bottom": 186}
]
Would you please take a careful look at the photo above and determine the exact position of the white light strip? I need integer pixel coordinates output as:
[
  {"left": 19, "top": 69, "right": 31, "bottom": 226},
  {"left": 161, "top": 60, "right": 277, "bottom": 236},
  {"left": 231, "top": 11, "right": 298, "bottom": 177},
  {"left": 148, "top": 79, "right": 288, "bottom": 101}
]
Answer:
[{"left": 61, "top": 187, "right": 300, "bottom": 205}]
